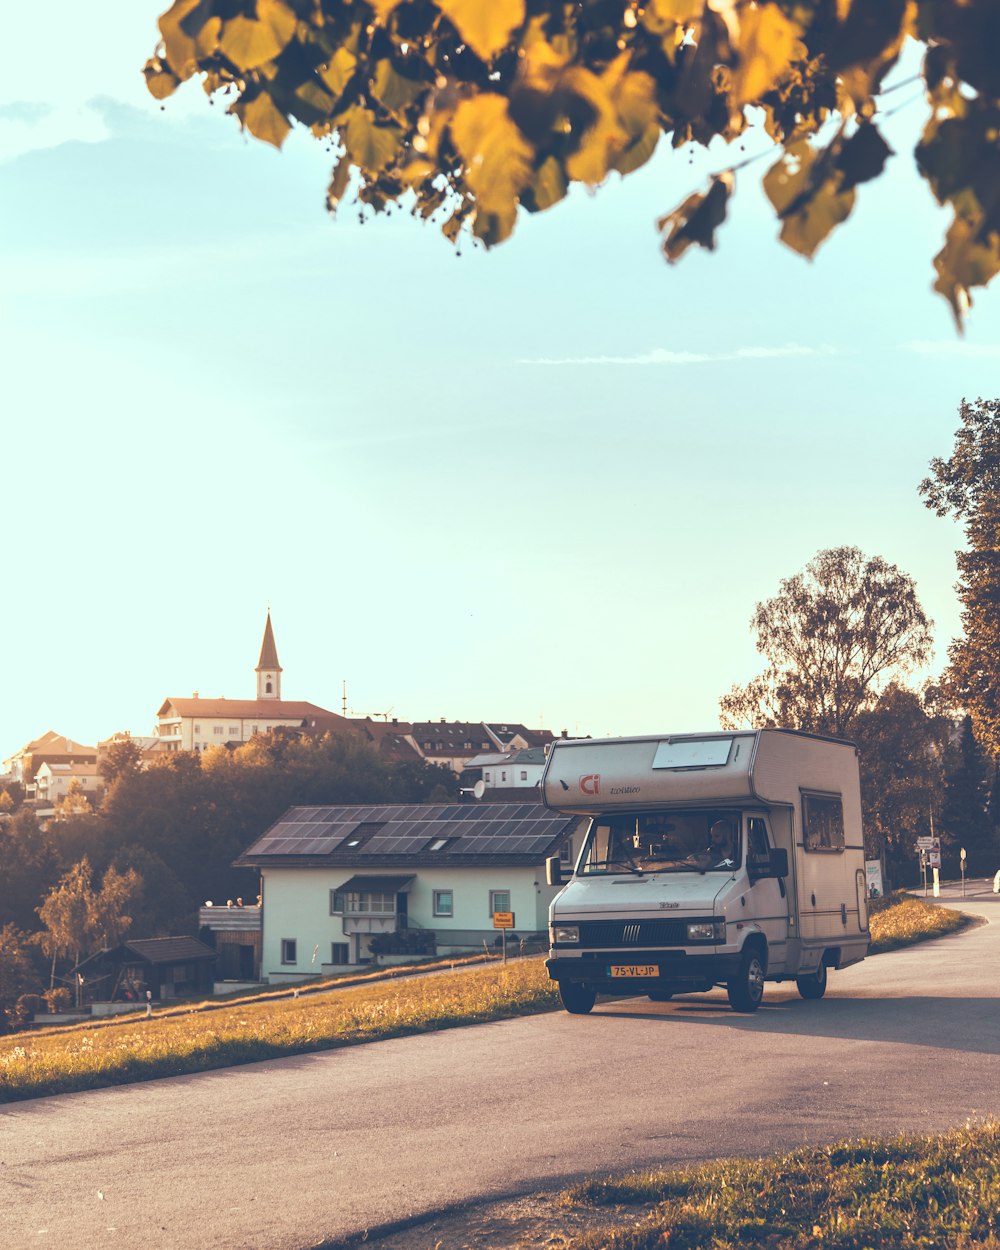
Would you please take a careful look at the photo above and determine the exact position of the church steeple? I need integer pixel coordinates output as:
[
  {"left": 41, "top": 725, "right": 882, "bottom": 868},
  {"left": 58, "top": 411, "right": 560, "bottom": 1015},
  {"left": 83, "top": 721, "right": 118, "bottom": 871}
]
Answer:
[{"left": 256, "top": 612, "right": 282, "bottom": 700}]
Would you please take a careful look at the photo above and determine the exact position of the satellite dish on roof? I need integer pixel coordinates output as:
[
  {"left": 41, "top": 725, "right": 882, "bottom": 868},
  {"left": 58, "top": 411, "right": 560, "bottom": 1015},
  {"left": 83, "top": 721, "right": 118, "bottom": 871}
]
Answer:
[{"left": 473, "top": 779, "right": 486, "bottom": 800}]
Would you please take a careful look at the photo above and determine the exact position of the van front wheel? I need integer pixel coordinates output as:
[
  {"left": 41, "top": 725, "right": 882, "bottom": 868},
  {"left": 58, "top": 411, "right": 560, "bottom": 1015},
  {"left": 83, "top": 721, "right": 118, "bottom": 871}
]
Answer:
[
  {"left": 727, "top": 946, "right": 766, "bottom": 1013},
  {"left": 559, "top": 982, "right": 596, "bottom": 1015},
  {"left": 796, "top": 963, "right": 827, "bottom": 1000}
]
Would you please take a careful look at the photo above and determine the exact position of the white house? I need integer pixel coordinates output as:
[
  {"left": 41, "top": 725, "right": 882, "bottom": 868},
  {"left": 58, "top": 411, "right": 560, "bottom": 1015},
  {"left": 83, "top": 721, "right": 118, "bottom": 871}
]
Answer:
[
  {"left": 231, "top": 800, "right": 586, "bottom": 982},
  {"left": 459, "top": 747, "right": 547, "bottom": 798},
  {"left": 33, "top": 761, "right": 103, "bottom": 805}
]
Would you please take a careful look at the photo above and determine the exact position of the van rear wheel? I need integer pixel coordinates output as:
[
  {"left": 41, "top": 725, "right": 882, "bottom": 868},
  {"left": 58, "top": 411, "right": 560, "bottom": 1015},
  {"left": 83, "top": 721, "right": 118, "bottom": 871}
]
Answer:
[
  {"left": 796, "top": 963, "right": 828, "bottom": 1000},
  {"left": 559, "top": 982, "right": 596, "bottom": 1015},
  {"left": 727, "top": 946, "right": 766, "bottom": 1013},
  {"left": 647, "top": 990, "right": 673, "bottom": 1002}
]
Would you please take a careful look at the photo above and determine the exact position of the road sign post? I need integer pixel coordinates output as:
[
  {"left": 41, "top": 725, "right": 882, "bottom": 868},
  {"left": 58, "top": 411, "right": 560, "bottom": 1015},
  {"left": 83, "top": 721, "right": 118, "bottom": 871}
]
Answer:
[{"left": 493, "top": 911, "right": 514, "bottom": 964}]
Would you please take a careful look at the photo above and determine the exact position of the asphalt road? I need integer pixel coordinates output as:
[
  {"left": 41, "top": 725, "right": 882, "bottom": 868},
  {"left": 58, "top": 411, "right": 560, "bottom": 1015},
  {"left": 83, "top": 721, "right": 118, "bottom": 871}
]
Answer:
[{"left": 4, "top": 882, "right": 1000, "bottom": 1250}]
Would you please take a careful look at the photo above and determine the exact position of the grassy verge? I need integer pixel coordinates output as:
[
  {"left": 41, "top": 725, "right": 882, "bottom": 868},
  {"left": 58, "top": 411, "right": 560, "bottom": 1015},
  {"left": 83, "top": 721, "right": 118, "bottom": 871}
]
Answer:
[
  {"left": 557, "top": 1121, "right": 1000, "bottom": 1249},
  {"left": 0, "top": 893, "right": 969, "bottom": 1102},
  {"left": 0, "top": 958, "right": 559, "bottom": 1104},
  {"left": 868, "top": 891, "right": 967, "bottom": 953}
]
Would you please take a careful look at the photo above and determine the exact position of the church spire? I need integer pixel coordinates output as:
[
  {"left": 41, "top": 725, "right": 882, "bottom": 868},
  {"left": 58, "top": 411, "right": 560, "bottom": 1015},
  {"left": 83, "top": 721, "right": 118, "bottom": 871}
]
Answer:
[{"left": 256, "top": 611, "right": 282, "bottom": 700}]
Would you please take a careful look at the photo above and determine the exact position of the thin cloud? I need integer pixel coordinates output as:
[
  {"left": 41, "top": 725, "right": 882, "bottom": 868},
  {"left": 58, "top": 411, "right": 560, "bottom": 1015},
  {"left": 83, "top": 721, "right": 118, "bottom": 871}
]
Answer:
[
  {"left": 905, "top": 339, "right": 1000, "bottom": 358},
  {"left": 521, "top": 344, "right": 840, "bottom": 365}
]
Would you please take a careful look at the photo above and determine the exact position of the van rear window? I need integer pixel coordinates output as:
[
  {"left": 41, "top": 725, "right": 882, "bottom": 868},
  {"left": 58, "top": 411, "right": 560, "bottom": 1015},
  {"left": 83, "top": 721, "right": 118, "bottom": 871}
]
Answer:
[
  {"left": 652, "top": 738, "right": 733, "bottom": 769},
  {"left": 802, "top": 793, "right": 845, "bottom": 851}
]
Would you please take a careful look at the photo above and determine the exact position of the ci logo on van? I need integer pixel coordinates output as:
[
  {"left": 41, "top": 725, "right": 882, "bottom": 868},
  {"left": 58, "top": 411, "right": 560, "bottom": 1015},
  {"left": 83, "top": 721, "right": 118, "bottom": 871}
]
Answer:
[{"left": 580, "top": 774, "right": 601, "bottom": 795}]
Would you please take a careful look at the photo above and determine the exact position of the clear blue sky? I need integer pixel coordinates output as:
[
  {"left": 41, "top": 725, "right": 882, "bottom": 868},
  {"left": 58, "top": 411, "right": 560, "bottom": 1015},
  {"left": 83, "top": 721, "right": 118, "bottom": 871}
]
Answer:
[{"left": 2, "top": 4, "right": 998, "bottom": 758}]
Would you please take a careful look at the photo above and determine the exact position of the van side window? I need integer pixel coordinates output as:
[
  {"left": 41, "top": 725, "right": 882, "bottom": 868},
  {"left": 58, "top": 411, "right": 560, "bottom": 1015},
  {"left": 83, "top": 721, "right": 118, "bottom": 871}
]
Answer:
[
  {"left": 802, "top": 793, "right": 845, "bottom": 851},
  {"left": 746, "top": 818, "right": 771, "bottom": 872}
]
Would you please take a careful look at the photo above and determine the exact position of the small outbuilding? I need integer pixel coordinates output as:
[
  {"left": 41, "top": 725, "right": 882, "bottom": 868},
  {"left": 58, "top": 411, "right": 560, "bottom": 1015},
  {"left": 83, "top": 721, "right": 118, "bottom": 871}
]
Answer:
[{"left": 74, "top": 936, "right": 217, "bottom": 1004}]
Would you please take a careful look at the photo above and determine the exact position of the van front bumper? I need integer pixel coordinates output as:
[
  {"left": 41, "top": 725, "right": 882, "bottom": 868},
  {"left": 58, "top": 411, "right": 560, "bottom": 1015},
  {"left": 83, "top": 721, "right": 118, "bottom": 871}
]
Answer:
[{"left": 546, "top": 952, "right": 743, "bottom": 990}]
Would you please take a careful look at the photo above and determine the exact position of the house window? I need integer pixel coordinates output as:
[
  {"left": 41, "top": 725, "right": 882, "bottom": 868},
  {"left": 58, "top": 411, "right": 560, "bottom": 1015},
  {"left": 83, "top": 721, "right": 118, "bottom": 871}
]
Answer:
[
  {"left": 194, "top": 724, "right": 201, "bottom": 733},
  {"left": 520, "top": 771, "right": 528, "bottom": 781},
  {"left": 559, "top": 836, "right": 575, "bottom": 865},
  {"left": 331, "top": 942, "right": 349, "bottom": 965},
  {"left": 265, "top": 681, "right": 273, "bottom": 693},
  {"left": 501, "top": 771, "right": 507, "bottom": 781},
  {"left": 330, "top": 890, "right": 345, "bottom": 914},
  {"left": 343, "top": 891, "right": 395, "bottom": 914},
  {"left": 485, "top": 772, "right": 492, "bottom": 783},
  {"left": 281, "top": 939, "right": 297, "bottom": 964},
  {"left": 433, "top": 890, "right": 454, "bottom": 917},
  {"left": 489, "top": 889, "right": 511, "bottom": 917},
  {"left": 802, "top": 793, "right": 845, "bottom": 852},
  {"left": 213, "top": 726, "right": 224, "bottom": 736},
  {"left": 229, "top": 726, "right": 239, "bottom": 736}
]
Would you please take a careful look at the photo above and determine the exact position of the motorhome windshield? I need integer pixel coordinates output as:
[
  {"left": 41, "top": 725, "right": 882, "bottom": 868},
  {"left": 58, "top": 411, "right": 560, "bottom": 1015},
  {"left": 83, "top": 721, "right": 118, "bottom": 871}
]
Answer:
[{"left": 579, "top": 810, "right": 742, "bottom": 875}]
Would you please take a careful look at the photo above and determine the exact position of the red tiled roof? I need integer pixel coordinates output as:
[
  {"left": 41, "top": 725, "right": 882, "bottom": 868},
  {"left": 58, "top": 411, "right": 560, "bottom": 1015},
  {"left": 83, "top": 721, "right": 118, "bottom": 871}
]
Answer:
[{"left": 158, "top": 699, "right": 337, "bottom": 719}]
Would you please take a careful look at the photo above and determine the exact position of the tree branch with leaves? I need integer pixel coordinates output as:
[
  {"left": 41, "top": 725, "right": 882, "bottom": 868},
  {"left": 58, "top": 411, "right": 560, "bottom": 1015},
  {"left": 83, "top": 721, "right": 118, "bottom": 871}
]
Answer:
[{"left": 146, "top": 0, "right": 1000, "bottom": 324}]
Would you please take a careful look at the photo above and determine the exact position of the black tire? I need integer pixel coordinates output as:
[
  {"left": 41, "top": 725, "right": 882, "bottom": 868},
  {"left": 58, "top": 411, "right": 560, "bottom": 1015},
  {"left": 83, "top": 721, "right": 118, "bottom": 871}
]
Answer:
[
  {"left": 727, "top": 945, "right": 766, "bottom": 1013},
  {"left": 796, "top": 963, "right": 828, "bottom": 1000},
  {"left": 559, "top": 982, "right": 597, "bottom": 1015},
  {"left": 647, "top": 991, "right": 673, "bottom": 1002}
]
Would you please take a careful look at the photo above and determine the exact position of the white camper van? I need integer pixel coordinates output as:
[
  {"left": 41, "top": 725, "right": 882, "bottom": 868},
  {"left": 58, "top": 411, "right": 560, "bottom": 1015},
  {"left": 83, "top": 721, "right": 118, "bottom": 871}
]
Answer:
[{"left": 542, "top": 729, "right": 869, "bottom": 1014}]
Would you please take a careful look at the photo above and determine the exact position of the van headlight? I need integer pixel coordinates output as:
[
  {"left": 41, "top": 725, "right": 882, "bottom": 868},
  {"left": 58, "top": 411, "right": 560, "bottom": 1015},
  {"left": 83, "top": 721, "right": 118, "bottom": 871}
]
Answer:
[
  {"left": 687, "top": 921, "right": 726, "bottom": 942},
  {"left": 551, "top": 924, "right": 579, "bottom": 944}
]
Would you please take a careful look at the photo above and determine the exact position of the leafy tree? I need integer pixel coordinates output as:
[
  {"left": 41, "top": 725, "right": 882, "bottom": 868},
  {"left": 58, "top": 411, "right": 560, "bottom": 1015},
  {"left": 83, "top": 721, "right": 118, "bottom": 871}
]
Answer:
[
  {"left": 851, "top": 684, "right": 950, "bottom": 889},
  {"left": 36, "top": 859, "right": 95, "bottom": 989},
  {"left": 51, "top": 779, "right": 95, "bottom": 821},
  {"left": 0, "top": 809, "right": 61, "bottom": 933},
  {"left": 99, "top": 736, "right": 145, "bottom": 787},
  {"left": 146, "top": 0, "right": 1000, "bottom": 323},
  {"left": 920, "top": 397, "right": 1000, "bottom": 756},
  {"left": 720, "top": 546, "right": 933, "bottom": 737},
  {"left": 89, "top": 865, "right": 142, "bottom": 950},
  {"left": 939, "top": 715, "right": 997, "bottom": 877},
  {"left": 0, "top": 790, "right": 13, "bottom": 817},
  {"left": 0, "top": 924, "right": 42, "bottom": 1034},
  {"left": 35, "top": 859, "right": 142, "bottom": 1001}
]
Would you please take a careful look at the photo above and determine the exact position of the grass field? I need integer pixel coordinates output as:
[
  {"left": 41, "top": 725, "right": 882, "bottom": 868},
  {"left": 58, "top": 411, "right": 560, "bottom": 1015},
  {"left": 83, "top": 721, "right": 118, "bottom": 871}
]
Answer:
[
  {"left": 0, "top": 892, "right": 968, "bottom": 1103},
  {"left": 558, "top": 1120, "right": 1000, "bottom": 1249}
]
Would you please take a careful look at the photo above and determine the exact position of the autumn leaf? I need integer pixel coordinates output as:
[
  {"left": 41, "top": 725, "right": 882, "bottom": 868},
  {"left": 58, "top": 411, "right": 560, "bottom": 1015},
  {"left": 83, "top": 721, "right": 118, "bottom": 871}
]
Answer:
[
  {"left": 236, "top": 94, "right": 292, "bottom": 148},
  {"left": 450, "top": 94, "right": 533, "bottom": 241},
  {"left": 319, "top": 48, "right": 358, "bottom": 99},
  {"left": 658, "top": 172, "right": 733, "bottom": 261},
  {"left": 763, "top": 140, "right": 855, "bottom": 257},
  {"left": 836, "top": 122, "right": 893, "bottom": 191},
  {"left": 436, "top": 0, "right": 525, "bottom": 62},
  {"left": 729, "top": 3, "right": 803, "bottom": 109},
  {"left": 220, "top": 0, "right": 297, "bottom": 71},
  {"left": 342, "top": 106, "right": 403, "bottom": 171}
]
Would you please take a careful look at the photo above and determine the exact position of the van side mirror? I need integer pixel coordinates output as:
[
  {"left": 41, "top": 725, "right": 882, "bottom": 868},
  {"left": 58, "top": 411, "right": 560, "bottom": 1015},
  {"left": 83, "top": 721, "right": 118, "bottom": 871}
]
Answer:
[
  {"left": 768, "top": 848, "right": 789, "bottom": 878},
  {"left": 545, "top": 856, "right": 563, "bottom": 887}
]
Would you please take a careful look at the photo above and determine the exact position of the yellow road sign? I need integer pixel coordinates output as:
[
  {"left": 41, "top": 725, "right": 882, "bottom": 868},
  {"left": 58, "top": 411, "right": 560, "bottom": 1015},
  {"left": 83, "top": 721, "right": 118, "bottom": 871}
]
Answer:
[{"left": 492, "top": 911, "right": 514, "bottom": 929}]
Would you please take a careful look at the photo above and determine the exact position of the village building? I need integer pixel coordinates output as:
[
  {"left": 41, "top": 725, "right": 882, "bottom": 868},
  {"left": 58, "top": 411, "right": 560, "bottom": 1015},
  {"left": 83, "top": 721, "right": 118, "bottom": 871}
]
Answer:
[{"left": 212, "top": 800, "right": 586, "bottom": 982}]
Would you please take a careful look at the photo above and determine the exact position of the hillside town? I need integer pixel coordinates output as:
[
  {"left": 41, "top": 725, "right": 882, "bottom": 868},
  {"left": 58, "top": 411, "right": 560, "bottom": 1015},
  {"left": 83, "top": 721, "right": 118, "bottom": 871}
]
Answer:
[{"left": 0, "top": 614, "right": 588, "bottom": 1016}]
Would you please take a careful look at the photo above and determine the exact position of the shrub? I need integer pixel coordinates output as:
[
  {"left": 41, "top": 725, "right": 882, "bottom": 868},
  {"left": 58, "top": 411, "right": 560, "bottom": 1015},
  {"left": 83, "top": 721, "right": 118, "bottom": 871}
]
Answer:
[
  {"left": 368, "top": 928, "right": 436, "bottom": 956},
  {"left": 43, "top": 987, "right": 72, "bottom": 1013}
]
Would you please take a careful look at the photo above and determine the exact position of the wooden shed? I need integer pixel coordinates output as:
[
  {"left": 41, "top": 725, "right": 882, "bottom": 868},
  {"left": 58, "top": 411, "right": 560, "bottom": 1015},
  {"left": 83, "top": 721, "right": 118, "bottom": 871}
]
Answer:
[{"left": 75, "top": 936, "right": 217, "bottom": 1004}]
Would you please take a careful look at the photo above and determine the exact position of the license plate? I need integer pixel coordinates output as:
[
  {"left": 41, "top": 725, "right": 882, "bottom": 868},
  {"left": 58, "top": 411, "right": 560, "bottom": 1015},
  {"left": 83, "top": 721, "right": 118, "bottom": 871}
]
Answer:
[{"left": 610, "top": 965, "right": 658, "bottom": 978}]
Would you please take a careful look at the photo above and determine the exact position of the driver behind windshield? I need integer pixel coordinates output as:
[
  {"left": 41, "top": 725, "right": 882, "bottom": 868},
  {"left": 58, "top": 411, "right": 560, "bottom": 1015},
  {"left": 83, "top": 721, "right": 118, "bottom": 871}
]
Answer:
[{"left": 700, "top": 818, "right": 736, "bottom": 870}]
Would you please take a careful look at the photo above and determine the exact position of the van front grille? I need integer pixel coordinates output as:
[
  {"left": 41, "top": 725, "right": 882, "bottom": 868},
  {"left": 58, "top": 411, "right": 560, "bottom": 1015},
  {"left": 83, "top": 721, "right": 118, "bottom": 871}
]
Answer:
[{"left": 577, "top": 918, "right": 710, "bottom": 947}]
